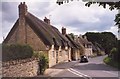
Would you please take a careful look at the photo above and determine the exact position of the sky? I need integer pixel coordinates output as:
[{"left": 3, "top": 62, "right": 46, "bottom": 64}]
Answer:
[{"left": 0, "top": 0, "right": 119, "bottom": 43}]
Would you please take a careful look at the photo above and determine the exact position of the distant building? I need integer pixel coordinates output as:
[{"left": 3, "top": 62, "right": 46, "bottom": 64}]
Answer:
[
  {"left": 75, "top": 35, "right": 93, "bottom": 57},
  {"left": 92, "top": 42, "right": 105, "bottom": 56},
  {"left": 61, "top": 28, "right": 81, "bottom": 60}
]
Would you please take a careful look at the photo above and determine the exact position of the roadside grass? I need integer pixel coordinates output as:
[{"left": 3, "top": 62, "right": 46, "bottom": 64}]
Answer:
[{"left": 104, "top": 56, "right": 120, "bottom": 70}]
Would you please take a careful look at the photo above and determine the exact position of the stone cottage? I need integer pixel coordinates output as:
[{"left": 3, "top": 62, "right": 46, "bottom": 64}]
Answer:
[
  {"left": 3, "top": 2, "right": 81, "bottom": 67},
  {"left": 75, "top": 35, "right": 93, "bottom": 57},
  {"left": 61, "top": 27, "right": 81, "bottom": 60}
]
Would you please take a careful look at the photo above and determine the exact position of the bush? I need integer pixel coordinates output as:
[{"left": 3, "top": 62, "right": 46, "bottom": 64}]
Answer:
[
  {"left": 38, "top": 54, "right": 48, "bottom": 75},
  {"left": 104, "top": 56, "right": 120, "bottom": 70},
  {"left": 2, "top": 44, "right": 33, "bottom": 61},
  {"left": 33, "top": 52, "right": 48, "bottom": 75},
  {"left": 109, "top": 47, "right": 118, "bottom": 61}
]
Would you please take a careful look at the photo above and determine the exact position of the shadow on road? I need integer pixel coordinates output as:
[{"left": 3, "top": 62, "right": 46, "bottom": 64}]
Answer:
[{"left": 73, "top": 63, "right": 118, "bottom": 71}]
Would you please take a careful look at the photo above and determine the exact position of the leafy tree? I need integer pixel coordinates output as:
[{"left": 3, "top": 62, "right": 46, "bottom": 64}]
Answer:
[
  {"left": 110, "top": 47, "right": 118, "bottom": 61},
  {"left": 56, "top": 0, "right": 120, "bottom": 9},
  {"left": 68, "top": 33, "right": 75, "bottom": 40},
  {"left": 84, "top": 32, "right": 117, "bottom": 54}
]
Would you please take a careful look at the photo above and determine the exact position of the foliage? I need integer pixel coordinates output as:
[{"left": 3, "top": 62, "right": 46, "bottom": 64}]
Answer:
[
  {"left": 115, "top": 13, "right": 120, "bottom": 26},
  {"left": 2, "top": 44, "right": 33, "bottom": 62},
  {"left": 68, "top": 33, "right": 75, "bottom": 40},
  {"left": 109, "top": 47, "right": 118, "bottom": 61},
  {"left": 84, "top": 32, "right": 117, "bottom": 54},
  {"left": 104, "top": 56, "right": 120, "bottom": 70},
  {"left": 56, "top": 0, "right": 120, "bottom": 10},
  {"left": 38, "top": 54, "right": 48, "bottom": 75},
  {"left": 85, "top": 2, "right": 120, "bottom": 10},
  {"left": 33, "top": 51, "right": 48, "bottom": 75}
]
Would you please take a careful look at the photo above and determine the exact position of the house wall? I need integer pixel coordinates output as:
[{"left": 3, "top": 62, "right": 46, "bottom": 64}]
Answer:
[
  {"left": 6, "top": 28, "right": 18, "bottom": 44},
  {"left": 68, "top": 48, "right": 71, "bottom": 61},
  {"left": 71, "top": 49, "right": 80, "bottom": 61},
  {"left": 5, "top": 23, "right": 47, "bottom": 51},
  {"left": 77, "top": 50, "right": 80, "bottom": 60},
  {"left": 48, "top": 46, "right": 71, "bottom": 67},
  {"left": 58, "top": 50, "right": 69, "bottom": 63},
  {"left": 48, "top": 45, "right": 56, "bottom": 67},
  {"left": 74, "top": 50, "right": 80, "bottom": 60},
  {"left": 26, "top": 24, "right": 46, "bottom": 51},
  {"left": 85, "top": 48, "right": 93, "bottom": 57},
  {"left": 100, "top": 51, "right": 105, "bottom": 55}
]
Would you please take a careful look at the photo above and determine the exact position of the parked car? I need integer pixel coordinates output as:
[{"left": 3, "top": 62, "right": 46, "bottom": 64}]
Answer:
[{"left": 80, "top": 55, "right": 88, "bottom": 63}]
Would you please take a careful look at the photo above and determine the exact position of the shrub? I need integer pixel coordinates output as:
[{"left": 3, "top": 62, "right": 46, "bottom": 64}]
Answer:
[
  {"left": 38, "top": 54, "right": 48, "bottom": 75},
  {"left": 33, "top": 52, "right": 48, "bottom": 75},
  {"left": 109, "top": 47, "right": 118, "bottom": 61},
  {"left": 2, "top": 44, "right": 33, "bottom": 61},
  {"left": 104, "top": 56, "right": 120, "bottom": 70}
]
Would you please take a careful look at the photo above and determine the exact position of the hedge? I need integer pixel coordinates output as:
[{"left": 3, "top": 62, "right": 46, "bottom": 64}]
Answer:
[{"left": 2, "top": 44, "right": 33, "bottom": 62}]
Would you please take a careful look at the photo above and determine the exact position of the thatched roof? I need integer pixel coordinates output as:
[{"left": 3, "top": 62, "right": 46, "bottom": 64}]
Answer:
[
  {"left": 3, "top": 19, "right": 19, "bottom": 43},
  {"left": 78, "top": 36, "right": 92, "bottom": 45},
  {"left": 3, "top": 12, "right": 80, "bottom": 49}
]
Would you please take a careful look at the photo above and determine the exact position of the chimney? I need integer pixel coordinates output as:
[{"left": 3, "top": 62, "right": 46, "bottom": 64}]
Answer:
[
  {"left": 44, "top": 17, "right": 50, "bottom": 25},
  {"left": 62, "top": 27, "right": 66, "bottom": 35},
  {"left": 18, "top": 2, "right": 27, "bottom": 19},
  {"left": 17, "top": 2, "right": 28, "bottom": 44}
]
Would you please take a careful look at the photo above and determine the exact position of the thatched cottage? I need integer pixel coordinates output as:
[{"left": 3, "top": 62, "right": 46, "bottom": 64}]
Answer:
[
  {"left": 3, "top": 2, "right": 82, "bottom": 67},
  {"left": 74, "top": 35, "right": 93, "bottom": 57}
]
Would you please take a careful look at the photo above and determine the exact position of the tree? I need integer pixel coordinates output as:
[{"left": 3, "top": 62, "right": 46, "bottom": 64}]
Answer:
[
  {"left": 84, "top": 32, "right": 117, "bottom": 54},
  {"left": 56, "top": 0, "right": 120, "bottom": 10}
]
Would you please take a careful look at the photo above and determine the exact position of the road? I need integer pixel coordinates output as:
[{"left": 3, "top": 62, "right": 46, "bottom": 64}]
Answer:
[{"left": 51, "top": 56, "right": 119, "bottom": 79}]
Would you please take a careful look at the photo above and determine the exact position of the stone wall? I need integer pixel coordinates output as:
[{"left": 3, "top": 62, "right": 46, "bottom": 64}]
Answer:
[{"left": 2, "top": 58, "right": 39, "bottom": 77}]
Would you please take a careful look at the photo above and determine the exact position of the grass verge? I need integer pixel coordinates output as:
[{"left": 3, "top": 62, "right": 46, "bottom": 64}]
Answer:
[{"left": 104, "top": 56, "right": 120, "bottom": 70}]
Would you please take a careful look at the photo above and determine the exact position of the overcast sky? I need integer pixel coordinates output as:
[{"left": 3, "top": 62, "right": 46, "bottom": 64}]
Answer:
[{"left": 0, "top": 0, "right": 119, "bottom": 43}]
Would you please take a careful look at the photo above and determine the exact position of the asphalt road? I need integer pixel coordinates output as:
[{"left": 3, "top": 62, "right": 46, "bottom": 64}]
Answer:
[{"left": 52, "top": 56, "right": 120, "bottom": 79}]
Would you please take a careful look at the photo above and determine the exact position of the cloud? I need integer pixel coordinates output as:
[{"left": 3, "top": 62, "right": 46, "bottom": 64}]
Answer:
[
  {"left": 49, "top": 1, "right": 117, "bottom": 35},
  {"left": 105, "top": 26, "right": 118, "bottom": 37},
  {"left": 2, "top": 2, "right": 19, "bottom": 22}
]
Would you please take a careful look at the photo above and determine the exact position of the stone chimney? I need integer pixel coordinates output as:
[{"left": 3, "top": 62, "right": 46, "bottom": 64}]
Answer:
[
  {"left": 62, "top": 27, "right": 66, "bottom": 35},
  {"left": 17, "top": 2, "right": 28, "bottom": 44},
  {"left": 18, "top": 2, "right": 27, "bottom": 19},
  {"left": 44, "top": 17, "right": 50, "bottom": 25}
]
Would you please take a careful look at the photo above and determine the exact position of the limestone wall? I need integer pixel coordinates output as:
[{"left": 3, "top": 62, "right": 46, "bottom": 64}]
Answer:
[
  {"left": 48, "top": 45, "right": 56, "bottom": 67},
  {"left": 2, "top": 58, "right": 39, "bottom": 77}
]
